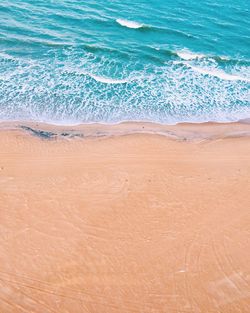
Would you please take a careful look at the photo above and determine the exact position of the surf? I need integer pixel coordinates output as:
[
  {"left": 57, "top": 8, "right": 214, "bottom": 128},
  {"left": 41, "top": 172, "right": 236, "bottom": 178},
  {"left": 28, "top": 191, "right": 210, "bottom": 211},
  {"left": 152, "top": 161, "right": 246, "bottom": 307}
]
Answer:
[
  {"left": 0, "top": 0, "right": 249, "bottom": 125},
  {"left": 176, "top": 50, "right": 205, "bottom": 60},
  {"left": 187, "top": 65, "right": 250, "bottom": 82},
  {"left": 88, "top": 73, "right": 129, "bottom": 84},
  {"left": 116, "top": 19, "right": 144, "bottom": 29}
]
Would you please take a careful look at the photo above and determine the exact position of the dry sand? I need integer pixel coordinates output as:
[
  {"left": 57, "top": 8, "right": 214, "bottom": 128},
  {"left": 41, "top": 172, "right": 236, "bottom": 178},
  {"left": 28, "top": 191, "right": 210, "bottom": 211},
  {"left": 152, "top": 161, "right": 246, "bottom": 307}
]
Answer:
[{"left": 0, "top": 121, "right": 250, "bottom": 313}]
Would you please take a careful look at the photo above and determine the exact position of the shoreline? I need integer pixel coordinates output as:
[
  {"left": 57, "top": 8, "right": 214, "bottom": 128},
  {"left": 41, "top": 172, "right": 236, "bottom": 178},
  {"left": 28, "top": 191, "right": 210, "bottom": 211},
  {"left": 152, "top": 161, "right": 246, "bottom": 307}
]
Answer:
[{"left": 1, "top": 119, "right": 250, "bottom": 141}]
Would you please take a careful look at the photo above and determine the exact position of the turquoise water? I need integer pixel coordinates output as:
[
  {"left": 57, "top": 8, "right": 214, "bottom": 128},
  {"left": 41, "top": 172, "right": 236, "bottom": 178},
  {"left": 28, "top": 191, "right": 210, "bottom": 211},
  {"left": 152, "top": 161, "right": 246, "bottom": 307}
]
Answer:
[{"left": 0, "top": 0, "right": 249, "bottom": 124}]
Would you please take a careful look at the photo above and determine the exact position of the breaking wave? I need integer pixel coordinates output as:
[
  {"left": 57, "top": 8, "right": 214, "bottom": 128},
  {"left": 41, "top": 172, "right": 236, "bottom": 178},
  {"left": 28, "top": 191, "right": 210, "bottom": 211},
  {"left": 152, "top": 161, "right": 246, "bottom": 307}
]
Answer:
[
  {"left": 187, "top": 65, "right": 250, "bottom": 82},
  {"left": 88, "top": 73, "right": 129, "bottom": 84},
  {"left": 0, "top": 48, "right": 249, "bottom": 125},
  {"left": 116, "top": 19, "right": 145, "bottom": 29},
  {"left": 176, "top": 50, "right": 205, "bottom": 60}
]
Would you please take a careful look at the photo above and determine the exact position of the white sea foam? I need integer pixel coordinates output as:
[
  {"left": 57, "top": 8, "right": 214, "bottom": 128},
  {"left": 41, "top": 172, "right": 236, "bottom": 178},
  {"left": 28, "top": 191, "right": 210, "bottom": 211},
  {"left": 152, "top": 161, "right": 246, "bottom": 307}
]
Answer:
[
  {"left": 188, "top": 65, "right": 250, "bottom": 82},
  {"left": 0, "top": 52, "right": 18, "bottom": 61},
  {"left": 116, "top": 18, "right": 144, "bottom": 29},
  {"left": 176, "top": 50, "right": 205, "bottom": 60},
  {"left": 63, "top": 67, "right": 129, "bottom": 84},
  {"left": 88, "top": 73, "right": 129, "bottom": 84},
  {"left": 1, "top": 51, "right": 249, "bottom": 125},
  {"left": 220, "top": 56, "right": 230, "bottom": 61}
]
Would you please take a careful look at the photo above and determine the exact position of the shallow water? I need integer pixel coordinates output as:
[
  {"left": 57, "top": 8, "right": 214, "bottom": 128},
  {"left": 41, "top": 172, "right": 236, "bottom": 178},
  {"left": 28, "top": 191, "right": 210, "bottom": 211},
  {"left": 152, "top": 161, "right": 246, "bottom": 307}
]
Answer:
[{"left": 0, "top": 0, "right": 249, "bottom": 124}]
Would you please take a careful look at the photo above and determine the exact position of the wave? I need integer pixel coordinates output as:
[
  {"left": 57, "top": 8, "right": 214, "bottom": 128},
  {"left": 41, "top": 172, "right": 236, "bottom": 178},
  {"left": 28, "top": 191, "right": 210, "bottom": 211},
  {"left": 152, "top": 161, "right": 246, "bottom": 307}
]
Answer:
[
  {"left": 187, "top": 65, "right": 250, "bottom": 82},
  {"left": 116, "top": 18, "right": 144, "bottom": 29},
  {"left": 167, "top": 49, "right": 250, "bottom": 66},
  {"left": 88, "top": 73, "right": 129, "bottom": 84},
  {"left": 0, "top": 52, "right": 20, "bottom": 62},
  {"left": 0, "top": 49, "right": 249, "bottom": 125},
  {"left": 176, "top": 50, "right": 205, "bottom": 60},
  {"left": 62, "top": 68, "right": 130, "bottom": 84}
]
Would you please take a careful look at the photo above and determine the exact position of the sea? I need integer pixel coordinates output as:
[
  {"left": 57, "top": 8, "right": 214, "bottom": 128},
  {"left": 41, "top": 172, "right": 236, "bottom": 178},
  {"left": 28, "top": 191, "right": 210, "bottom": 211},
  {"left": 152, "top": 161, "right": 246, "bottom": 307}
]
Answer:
[{"left": 0, "top": 0, "right": 249, "bottom": 124}]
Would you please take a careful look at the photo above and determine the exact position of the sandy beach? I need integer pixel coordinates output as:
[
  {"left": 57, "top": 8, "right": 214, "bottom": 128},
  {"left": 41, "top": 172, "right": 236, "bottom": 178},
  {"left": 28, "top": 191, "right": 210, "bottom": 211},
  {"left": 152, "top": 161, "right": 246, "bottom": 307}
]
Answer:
[{"left": 0, "top": 121, "right": 250, "bottom": 313}]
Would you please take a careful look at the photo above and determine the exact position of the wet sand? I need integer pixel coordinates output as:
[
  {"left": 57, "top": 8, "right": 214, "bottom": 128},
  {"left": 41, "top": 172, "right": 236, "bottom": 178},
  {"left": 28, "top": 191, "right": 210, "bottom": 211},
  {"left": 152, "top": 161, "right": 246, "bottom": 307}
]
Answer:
[{"left": 0, "top": 121, "right": 250, "bottom": 313}]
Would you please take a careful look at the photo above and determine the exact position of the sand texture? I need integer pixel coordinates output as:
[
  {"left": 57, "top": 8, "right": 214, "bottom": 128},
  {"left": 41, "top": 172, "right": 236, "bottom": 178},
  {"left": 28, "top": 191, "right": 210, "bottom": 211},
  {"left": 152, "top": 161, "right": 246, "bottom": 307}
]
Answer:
[{"left": 0, "top": 122, "right": 250, "bottom": 313}]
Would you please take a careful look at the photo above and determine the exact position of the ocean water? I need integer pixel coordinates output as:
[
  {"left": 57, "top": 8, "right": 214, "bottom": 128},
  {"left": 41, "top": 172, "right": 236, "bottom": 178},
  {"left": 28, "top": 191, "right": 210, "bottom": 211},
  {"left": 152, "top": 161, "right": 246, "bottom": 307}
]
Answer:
[{"left": 0, "top": 0, "right": 249, "bottom": 124}]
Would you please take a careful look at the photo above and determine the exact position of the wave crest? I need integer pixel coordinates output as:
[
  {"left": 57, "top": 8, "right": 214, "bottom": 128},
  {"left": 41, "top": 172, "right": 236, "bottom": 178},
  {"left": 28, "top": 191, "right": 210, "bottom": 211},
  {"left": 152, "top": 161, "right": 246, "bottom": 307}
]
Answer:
[
  {"left": 116, "top": 19, "right": 144, "bottom": 29},
  {"left": 187, "top": 65, "right": 250, "bottom": 82},
  {"left": 88, "top": 73, "right": 129, "bottom": 84},
  {"left": 176, "top": 50, "right": 205, "bottom": 60}
]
